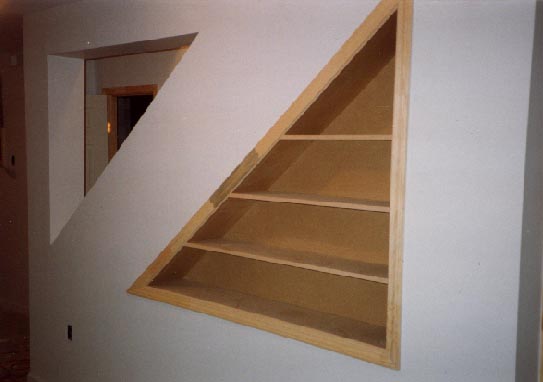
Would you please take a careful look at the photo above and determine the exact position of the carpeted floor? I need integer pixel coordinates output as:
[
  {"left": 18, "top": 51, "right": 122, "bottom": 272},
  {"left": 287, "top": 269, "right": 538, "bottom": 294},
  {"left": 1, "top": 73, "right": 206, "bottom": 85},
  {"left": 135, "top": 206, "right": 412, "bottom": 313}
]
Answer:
[{"left": 0, "top": 310, "right": 29, "bottom": 382}]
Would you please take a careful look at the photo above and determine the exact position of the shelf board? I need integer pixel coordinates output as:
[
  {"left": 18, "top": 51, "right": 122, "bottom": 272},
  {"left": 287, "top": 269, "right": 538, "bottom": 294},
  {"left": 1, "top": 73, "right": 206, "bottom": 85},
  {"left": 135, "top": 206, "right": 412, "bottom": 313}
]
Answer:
[
  {"left": 152, "top": 279, "right": 387, "bottom": 348},
  {"left": 230, "top": 191, "right": 390, "bottom": 213},
  {"left": 281, "top": 134, "right": 392, "bottom": 141},
  {"left": 185, "top": 239, "right": 389, "bottom": 283}
]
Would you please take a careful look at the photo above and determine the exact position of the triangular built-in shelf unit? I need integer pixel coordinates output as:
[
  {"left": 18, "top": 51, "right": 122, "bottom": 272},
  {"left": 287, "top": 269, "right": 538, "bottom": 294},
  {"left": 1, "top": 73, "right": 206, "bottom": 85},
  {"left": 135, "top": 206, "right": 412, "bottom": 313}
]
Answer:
[{"left": 129, "top": 0, "right": 412, "bottom": 369}]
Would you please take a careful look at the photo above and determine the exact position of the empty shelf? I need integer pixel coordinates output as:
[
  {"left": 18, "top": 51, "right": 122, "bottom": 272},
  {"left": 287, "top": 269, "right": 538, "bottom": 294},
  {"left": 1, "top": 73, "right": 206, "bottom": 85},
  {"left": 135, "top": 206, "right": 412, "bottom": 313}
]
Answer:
[
  {"left": 281, "top": 134, "right": 392, "bottom": 141},
  {"left": 230, "top": 191, "right": 390, "bottom": 213},
  {"left": 152, "top": 279, "right": 387, "bottom": 348},
  {"left": 185, "top": 239, "right": 389, "bottom": 283}
]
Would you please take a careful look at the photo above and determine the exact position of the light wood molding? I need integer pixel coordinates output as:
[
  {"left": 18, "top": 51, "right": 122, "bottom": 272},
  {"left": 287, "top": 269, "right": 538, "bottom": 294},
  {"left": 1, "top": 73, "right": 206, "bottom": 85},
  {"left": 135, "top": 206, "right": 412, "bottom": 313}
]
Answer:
[
  {"left": 281, "top": 134, "right": 393, "bottom": 141},
  {"left": 185, "top": 239, "right": 389, "bottom": 283},
  {"left": 129, "top": 0, "right": 412, "bottom": 369},
  {"left": 385, "top": 0, "right": 413, "bottom": 369},
  {"left": 102, "top": 84, "right": 158, "bottom": 97},
  {"left": 106, "top": 95, "right": 117, "bottom": 161},
  {"left": 229, "top": 191, "right": 390, "bottom": 213}
]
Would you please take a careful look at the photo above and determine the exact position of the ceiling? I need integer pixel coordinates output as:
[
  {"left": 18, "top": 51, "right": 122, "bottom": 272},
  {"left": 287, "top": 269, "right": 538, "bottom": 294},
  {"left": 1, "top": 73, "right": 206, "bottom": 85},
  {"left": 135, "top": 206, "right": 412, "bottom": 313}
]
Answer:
[{"left": 0, "top": 0, "right": 81, "bottom": 15}]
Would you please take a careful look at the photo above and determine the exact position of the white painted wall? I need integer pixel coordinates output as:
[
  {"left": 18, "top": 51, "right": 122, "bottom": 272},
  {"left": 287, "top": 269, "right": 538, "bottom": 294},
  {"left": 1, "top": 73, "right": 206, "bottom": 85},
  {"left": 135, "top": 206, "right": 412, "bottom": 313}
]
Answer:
[
  {"left": 405, "top": 2, "right": 536, "bottom": 380},
  {"left": 24, "top": 1, "right": 538, "bottom": 382},
  {"left": 48, "top": 55, "right": 84, "bottom": 241}
]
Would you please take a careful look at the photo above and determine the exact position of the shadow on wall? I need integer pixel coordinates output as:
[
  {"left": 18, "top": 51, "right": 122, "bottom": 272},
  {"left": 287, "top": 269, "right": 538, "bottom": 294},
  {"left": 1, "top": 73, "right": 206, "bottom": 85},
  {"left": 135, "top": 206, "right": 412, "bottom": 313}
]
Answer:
[{"left": 515, "top": 2, "right": 543, "bottom": 381}]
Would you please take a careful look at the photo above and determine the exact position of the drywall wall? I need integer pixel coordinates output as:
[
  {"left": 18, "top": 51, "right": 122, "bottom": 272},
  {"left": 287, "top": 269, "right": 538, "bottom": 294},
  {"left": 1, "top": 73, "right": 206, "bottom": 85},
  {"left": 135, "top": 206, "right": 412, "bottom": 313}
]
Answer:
[
  {"left": 24, "top": 1, "right": 537, "bottom": 382},
  {"left": 0, "top": 14, "right": 28, "bottom": 314},
  {"left": 405, "top": 3, "right": 535, "bottom": 380},
  {"left": 516, "top": 1, "right": 543, "bottom": 381},
  {"left": 86, "top": 49, "right": 187, "bottom": 95},
  {"left": 48, "top": 56, "right": 84, "bottom": 241}
]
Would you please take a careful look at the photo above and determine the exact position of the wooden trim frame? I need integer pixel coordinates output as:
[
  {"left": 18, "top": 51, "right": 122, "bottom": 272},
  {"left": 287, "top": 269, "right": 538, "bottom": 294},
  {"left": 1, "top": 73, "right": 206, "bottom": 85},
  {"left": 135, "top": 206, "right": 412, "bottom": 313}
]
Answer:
[
  {"left": 102, "top": 84, "right": 158, "bottom": 97},
  {"left": 386, "top": 0, "right": 413, "bottom": 368},
  {"left": 129, "top": 0, "right": 412, "bottom": 369},
  {"left": 106, "top": 95, "right": 118, "bottom": 161}
]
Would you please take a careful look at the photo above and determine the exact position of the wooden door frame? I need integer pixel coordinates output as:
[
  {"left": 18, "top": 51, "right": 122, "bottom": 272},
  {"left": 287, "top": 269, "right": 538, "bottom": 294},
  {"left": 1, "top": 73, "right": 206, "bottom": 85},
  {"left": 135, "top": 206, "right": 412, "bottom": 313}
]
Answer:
[{"left": 102, "top": 84, "right": 158, "bottom": 160}]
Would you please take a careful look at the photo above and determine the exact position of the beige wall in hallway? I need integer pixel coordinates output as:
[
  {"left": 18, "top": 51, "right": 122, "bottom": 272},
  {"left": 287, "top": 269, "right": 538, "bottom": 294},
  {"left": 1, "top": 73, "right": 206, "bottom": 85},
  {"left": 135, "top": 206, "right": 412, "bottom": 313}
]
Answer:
[{"left": 0, "top": 15, "right": 28, "bottom": 314}]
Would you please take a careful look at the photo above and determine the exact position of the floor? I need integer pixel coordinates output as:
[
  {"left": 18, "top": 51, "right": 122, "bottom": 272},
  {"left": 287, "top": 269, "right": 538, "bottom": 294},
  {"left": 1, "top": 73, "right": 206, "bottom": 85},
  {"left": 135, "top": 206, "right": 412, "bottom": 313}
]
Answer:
[{"left": 0, "top": 310, "right": 29, "bottom": 382}]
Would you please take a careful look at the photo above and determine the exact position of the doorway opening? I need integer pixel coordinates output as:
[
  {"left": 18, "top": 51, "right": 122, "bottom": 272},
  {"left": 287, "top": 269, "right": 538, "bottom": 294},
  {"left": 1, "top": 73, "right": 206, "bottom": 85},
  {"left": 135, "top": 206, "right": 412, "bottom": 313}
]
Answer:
[
  {"left": 48, "top": 33, "right": 196, "bottom": 241},
  {"left": 118, "top": 95, "right": 153, "bottom": 148},
  {"left": 102, "top": 84, "right": 157, "bottom": 161},
  {"left": 84, "top": 45, "right": 189, "bottom": 194}
]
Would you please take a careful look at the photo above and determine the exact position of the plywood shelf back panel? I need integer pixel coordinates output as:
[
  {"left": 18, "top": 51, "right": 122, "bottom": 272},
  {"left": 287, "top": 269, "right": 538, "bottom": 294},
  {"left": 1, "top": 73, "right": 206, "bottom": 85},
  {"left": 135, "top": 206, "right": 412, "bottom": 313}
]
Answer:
[
  {"left": 151, "top": 249, "right": 388, "bottom": 328},
  {"left": 191, "top": 199, "right": 390, "bottom": 265},
  {"left": 129, "top": 0, "right": 412, "bottom": 369},
  {"left": 286, "top": 13, "right": 396, "bottom": 136},
  {"left": 186, "top": 239, "right": 389, "bottom": 283},
  {"left": 151, "top": 280, "right": 387, "bottom": 348},
  {"left": 235, "top": 140, "right": 391, "bottom": 202}
]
